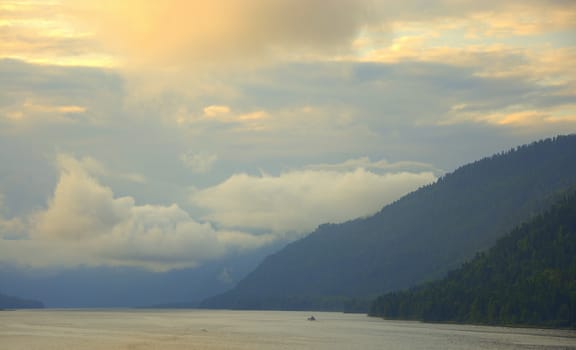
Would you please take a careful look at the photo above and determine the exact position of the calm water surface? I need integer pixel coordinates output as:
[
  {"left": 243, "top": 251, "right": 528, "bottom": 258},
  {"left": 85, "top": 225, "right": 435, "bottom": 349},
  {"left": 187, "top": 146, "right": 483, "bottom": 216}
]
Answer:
[{"left": 0, "top": 309, "right": 574, "bottom": 349}]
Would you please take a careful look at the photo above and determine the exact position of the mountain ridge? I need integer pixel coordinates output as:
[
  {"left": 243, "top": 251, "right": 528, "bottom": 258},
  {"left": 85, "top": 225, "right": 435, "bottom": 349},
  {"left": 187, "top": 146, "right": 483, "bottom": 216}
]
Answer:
[
  {"left": 370, "top": 188, "right": 576, "bottom": 328},
  {"left": 0, "top": 291, "right": 43, "bottom": 309},
  {"left": 202, "top": 135, "right": 576, "bottom": 311}
]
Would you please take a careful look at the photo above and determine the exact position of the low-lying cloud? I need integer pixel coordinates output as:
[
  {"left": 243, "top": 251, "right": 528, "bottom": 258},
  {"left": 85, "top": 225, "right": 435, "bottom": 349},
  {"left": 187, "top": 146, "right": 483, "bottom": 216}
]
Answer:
[
  {"left": 0, "top": 154, "right": 435, "bottom": 271},
  {"left": 0, "top": 155, "right": 269, "bottom": 271},
  {"left": 191, "top": 168, "right": 436, "bottom": 234}
]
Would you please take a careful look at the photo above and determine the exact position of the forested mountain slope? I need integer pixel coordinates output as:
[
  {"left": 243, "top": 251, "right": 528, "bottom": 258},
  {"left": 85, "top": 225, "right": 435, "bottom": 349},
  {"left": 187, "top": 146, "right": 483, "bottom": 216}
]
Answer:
[
  {"left": 370, "top": 189, "right": 576, "bottom": 328},
  {"left": 202, "top": 135, "right": 576, "bottom": 311}
]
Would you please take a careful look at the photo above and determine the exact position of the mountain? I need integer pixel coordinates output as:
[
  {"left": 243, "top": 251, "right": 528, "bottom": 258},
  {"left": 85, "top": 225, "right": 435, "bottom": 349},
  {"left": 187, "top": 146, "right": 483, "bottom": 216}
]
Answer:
[
  {"left": 0, "top": 241, "right": 283, "bottom": 308},
  {"left": 202, "top": 135, "right": 576, "bottom": 311},
  {"left": 369, "top": 189, "right": 576, "bottom": 328},
  {"left": 0, "top": 291, "right": 43, "bottom": 309}
]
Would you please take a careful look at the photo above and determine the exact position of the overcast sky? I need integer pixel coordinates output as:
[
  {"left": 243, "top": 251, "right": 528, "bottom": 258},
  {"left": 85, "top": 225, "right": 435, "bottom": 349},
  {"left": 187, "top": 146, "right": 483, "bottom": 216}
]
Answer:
[{"left": 1, "top": 0, "right": 575, "bottom": 272}]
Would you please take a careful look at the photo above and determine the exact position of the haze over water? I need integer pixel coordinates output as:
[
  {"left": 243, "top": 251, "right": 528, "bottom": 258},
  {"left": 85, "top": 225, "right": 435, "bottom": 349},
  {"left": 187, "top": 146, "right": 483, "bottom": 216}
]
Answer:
[{"left": 1, "top": 310, "right": 574, "bottom": 350}]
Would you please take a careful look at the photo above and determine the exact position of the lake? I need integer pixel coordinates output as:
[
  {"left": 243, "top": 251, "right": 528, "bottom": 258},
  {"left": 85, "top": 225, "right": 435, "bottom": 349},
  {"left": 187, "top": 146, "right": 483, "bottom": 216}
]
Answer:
[{"left": 0, "top": 309, "right": 574, "bottom": 349}]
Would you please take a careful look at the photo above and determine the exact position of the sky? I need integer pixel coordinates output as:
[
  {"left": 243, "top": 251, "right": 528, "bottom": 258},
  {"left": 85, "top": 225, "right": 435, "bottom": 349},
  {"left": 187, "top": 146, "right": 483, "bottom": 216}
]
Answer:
[{"left": 1, "top": 0, "right": 575, "bottom": 274}]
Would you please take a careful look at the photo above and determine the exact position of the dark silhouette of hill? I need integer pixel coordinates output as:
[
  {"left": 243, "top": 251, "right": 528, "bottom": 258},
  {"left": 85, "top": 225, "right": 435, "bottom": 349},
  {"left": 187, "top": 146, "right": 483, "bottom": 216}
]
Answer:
[
  {"left": 0, "top": 291, "right": 43, "bottom": 309},
  {"left": 370, "top": 189, "right": 576, "bottom": 328},
  {"left": 202, "top": 135, "right": 576, "bottom": 311}
]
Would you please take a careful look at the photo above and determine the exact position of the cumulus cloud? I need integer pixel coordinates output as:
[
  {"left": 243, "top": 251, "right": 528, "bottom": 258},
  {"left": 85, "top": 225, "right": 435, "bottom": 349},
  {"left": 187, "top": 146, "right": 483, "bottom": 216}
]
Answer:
[
  {"left": 191, "top": 168, "right": 436, "bottom": 234},
  {"left": 33, "top": 157, "right": 132, "bottom": 240},
  {"left": 0, "top": 154, "right": 270, "bottom": 271},
  {"left": 0, "top": 153, "right": 437, "bottom": 270}
]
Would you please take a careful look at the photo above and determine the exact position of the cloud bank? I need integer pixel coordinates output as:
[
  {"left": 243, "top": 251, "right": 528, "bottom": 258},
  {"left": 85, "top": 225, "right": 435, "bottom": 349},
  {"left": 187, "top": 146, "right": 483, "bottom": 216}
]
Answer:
[
  {"left": 0, "top": 154, "right": 435, "bottom": 271},
  {"left": 0, "top": 155, "right": 268, "bottom": 271},
  {"left": 192, "top": 168, "right": 436, "bottom": 234}
]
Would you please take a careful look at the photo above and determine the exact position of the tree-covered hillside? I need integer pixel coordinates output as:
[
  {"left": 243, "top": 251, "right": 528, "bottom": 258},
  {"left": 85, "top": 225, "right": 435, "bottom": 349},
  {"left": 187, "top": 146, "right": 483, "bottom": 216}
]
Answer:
[
  {"left": 202, "top": 135, "right": 576, "bottom": 311},
  {"left": 0, "top": 292, "right": 43, "bottom": 309},
  {"left": 370, "top": 189, "right": 576, "bottom": 328}
]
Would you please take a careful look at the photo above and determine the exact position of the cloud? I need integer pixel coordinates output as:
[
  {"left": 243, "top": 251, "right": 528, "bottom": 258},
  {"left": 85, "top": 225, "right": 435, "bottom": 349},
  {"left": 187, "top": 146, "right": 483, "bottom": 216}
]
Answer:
[
  {"left": 63, "top": 0, "right": 374, "bottom": 68},
  {"left": 180, "top": 152, "right": 218, "bottom": 174},
  {"left": 0, "top": 1, "right": 115, "bottom": 67},
  {"left": 441, "top": 104, "right": 576, "bottom": 127},
  {"left": 33, "top": 155, "right": 133, "bottom": 240},
  {"left": 359, "top": 35, "right": 575, "bottom": 83},
  {"left": 464, "top": 5, "right": 576, "bottom": 37},
  {"left": 5, "top": 0, "right": 574, "bottom": 71},
  {"left": 0, "top": 59, "right": 124, "bottom": 127},
  {"left": 191, "top": 167, "right": 436, "bottom": 234},
  {"left": 203, "top": 105, "right": 231, "bottom": 118},
  {"left": 304, "top": 157, "right": 443, "bottom": 174},
  {"left": 0, "top": 154, "right": 270, "bottom": 271},
  {"left": 0, "top": 193, "right": 27, "bottom": 239},
  {"left": 370, "top": 0, "right": 575, "bottom": 25},
  {"left": 0, "top": 153, "right": 438, "bottom": 270},
  {"left": 1, "top": 99, "right": 86, "bottom": 123},
  {"left": 62, "top": 0, "right": 575, "bottom": 66},
  {"left": 59, "top": 155, "right": 146, "bottom": 184}
]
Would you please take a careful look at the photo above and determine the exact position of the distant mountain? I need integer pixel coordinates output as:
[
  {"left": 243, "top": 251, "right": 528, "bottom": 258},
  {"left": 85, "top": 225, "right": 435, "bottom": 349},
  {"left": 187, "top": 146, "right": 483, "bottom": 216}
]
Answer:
[
  {"left": 0, "top": 292, "right": 43, "bottom": 309},
  {"left": 202, "top": 135, "right": 576, "bottom": 311},
  {"left": 370, "top": 189, "right": 576, "bottom": 328},
  {"left": 0, "top": 241, "right": 284, "bottom": 308}
]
